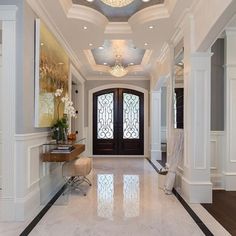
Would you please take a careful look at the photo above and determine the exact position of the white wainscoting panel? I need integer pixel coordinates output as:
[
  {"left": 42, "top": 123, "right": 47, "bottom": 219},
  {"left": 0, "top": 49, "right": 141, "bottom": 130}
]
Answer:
[
  {"left": 161, "top": 126, "right": 167, "bottom": 143},
  {"left": 14, "top": 132, "right": 65, "bottom": 221},
  {"left": 210, "top": 131, "right": 225, "bottom": 189}
]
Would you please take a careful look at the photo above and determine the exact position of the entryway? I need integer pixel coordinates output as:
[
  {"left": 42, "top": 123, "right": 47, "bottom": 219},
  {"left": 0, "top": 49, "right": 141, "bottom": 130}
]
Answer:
[{"left": 93, "top": 88, "right": 144, "bottom": 155}]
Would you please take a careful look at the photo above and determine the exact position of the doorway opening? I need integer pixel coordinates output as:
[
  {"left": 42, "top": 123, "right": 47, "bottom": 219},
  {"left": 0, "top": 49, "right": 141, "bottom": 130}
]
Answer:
[{"left": 93, "top": 88, "right": 144, "bottom": 155}]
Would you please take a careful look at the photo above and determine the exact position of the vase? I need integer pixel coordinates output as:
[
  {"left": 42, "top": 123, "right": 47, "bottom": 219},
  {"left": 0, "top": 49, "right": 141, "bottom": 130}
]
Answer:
[{"left": 52, "top": 127, "right": 67, "bottom": 143}]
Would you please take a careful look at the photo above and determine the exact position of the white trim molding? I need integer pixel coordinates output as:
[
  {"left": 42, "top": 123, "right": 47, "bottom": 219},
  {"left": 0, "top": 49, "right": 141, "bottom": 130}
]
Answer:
[
  {"left": 181, "top": 177, "right": 213, "bottom": 204},
  {"left": 88, "top": 84, "right": 149, "bottom": 158}
]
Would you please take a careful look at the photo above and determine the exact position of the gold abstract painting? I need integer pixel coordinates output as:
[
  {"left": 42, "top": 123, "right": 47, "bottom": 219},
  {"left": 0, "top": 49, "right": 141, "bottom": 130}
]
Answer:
[{"left": 34, "top": 19, "right": 69, "bottom": 127}]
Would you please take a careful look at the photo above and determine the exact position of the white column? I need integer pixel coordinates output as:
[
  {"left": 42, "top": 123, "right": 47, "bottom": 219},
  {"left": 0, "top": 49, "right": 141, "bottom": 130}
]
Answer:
[
  {"left": 0, "top": 16, "right": 17, "bottom": 220},
  {"left": 224, "top": 29, "right": 236, "bottom": 190},
  {"left": 150, "top": 90, "right": 162, "bottom": 162},
  {"left": 182, "top": 52, "right": 212, "bottom": 203}
]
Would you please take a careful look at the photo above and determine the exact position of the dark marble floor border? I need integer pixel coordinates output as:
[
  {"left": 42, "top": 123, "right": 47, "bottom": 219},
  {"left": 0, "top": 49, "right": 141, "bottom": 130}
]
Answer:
[
  {"left": 146, "top": 158, "right": 214, "bottom": 236},
  {"left": 19, "top": 184, "right": 67, "bottom": 236}
]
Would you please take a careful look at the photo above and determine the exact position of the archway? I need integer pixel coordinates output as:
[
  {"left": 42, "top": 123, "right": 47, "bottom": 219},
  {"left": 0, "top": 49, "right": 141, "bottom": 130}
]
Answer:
[{"left": 88, "top": 84, "right": 149, "bottom": 157}]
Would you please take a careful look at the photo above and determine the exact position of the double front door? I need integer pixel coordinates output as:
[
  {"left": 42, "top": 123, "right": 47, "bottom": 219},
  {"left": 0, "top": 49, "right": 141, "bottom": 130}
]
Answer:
[{"left": 93, "top": 88, "right": 144, "bottom": 155}]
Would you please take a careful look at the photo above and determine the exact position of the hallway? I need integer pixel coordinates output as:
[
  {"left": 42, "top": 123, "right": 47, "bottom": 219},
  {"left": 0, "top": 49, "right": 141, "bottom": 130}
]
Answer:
[{"left": 29, "top": 158, "right": 204, "bottom": 236}]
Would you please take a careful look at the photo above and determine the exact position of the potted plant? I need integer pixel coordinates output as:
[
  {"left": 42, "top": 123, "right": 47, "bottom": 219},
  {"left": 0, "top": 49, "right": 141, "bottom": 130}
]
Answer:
[{"left": 51, "top": 88, "right": 77, "bottom": 143}]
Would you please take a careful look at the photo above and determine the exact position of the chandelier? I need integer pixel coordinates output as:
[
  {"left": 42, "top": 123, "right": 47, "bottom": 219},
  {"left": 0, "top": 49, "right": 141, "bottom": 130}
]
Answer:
[
  {"left": 109, "top": 55, "right": 128, "bottom": 77},
  {"left": 100, "top": 0, "right": 134, "bottom": 8}
]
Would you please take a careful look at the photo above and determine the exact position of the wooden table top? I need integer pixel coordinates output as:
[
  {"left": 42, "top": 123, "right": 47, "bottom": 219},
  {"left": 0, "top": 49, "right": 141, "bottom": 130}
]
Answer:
[{"left": 42, "top": 144, "right": 85, "bottom": 162}]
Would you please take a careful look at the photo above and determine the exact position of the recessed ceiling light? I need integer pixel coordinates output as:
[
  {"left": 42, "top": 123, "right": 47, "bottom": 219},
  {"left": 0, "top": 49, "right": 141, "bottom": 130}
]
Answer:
[
  {"left": 103, "top": 62, "right": 108, "bottom": 65},
  {"left": 99, "top": 46, "right": 104, "bottom": 50},
  {"left": 58, "top": 62, "right": 64, "bottom": 65},
  {"left": 129, "top": 62, "right": 134, "bottom": 66},
  {"left": 40, "top": 42, "right": 44, "bottom": 46},
  {"left": 148, "top": 25, "right": 154, "bottom": 29},
  {"left": 142, "top": 0, "right": 150, "bottom": 2},
  {"left": 87, "top": 0, "right": 94, "bottom": 2},
  {"left": 89, "top": 43, "right": 93, "bottom": 46},
  {"left": 83, "top": 26, "right": 88, "bottom": 30},
  {"left": 144, "top": 42, "right": 148, "bottom": 46}
]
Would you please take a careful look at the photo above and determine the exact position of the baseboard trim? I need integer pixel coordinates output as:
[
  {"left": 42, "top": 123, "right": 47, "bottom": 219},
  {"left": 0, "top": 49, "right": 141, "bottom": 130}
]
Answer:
[
  {"left": 151, "top": 149, "right": 162, "bottom": 161},
  {"left": 182, "top": 177, "right": 212, "bottom": 203}
]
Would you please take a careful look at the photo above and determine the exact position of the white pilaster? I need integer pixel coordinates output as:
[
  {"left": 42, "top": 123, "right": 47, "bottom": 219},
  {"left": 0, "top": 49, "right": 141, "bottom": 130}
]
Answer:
[
  {"left": 0, "top": 6, "right": 17, "bottom": 221},
  {"left": 182, "top": 52, "right": 212, "bottom": 203},
  {"left": 224, "top": 29, "right": 236, "bottom": 190},
  {"left": 150, "top": 91, "right": 162, "bottom": 162}
]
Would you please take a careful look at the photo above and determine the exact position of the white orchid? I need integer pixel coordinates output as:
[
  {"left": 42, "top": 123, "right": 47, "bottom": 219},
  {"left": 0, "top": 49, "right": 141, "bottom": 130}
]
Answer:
[
  {"left": 54, "top": 89, "right": 77, "bottom": 119},
  {"left": 55, "top": 88, "right": 63, "bottom": 97}
]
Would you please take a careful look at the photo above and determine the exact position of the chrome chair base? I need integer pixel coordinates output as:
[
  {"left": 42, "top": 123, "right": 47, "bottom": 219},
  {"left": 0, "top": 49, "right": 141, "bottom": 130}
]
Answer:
[{"left": 63, "top": 176, "right": 92, "bottom": 196}]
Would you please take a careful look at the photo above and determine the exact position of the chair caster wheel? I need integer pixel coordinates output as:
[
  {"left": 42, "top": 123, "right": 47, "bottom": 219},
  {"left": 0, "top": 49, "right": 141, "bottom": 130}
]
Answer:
[
  {"left": 89, "top": 184, "right": 92, "bottom": 186},
  {"left": 83, "top": 193, "right": 86, "bottom": 196}
]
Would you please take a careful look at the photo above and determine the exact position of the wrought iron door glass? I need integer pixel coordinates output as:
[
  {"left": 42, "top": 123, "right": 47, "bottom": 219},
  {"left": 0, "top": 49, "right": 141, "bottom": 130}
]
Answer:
[
  {"left": 97, "top": 93, "right": 114, "bottom": 139},
  {"left": 123, "top": 93, "right": 140, "bottom": 139}
]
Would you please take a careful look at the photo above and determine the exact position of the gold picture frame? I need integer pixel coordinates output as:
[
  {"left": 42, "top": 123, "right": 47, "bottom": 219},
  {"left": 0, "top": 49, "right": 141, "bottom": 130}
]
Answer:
[{"left": 34, "top": 19, "right": 69, "bottom": 127}]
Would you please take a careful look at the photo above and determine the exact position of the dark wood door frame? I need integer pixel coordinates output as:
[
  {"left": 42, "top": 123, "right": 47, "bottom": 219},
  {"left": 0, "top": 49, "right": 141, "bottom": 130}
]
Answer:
[{"left": 93, "top": 88, "right": 144, "bottom": 155}]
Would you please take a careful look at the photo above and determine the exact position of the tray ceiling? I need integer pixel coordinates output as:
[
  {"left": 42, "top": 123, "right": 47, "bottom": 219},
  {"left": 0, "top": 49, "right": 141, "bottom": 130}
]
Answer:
[
  {"left": 91, "top": 40, "right": 146, "bottom": 66},
  {"left": 72, "top": 0, "right": 165, "bottom": 22}
]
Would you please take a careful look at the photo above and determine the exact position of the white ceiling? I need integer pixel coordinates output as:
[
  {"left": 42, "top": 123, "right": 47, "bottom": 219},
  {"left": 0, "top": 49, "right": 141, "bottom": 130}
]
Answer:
[{"left": 35, "top": 0, "right": 194, "bottom": 80}]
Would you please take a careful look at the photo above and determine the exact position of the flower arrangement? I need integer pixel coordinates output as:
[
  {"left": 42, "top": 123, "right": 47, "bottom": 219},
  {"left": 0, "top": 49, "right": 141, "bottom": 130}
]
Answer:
[{"left": 51, "top": 88, "right": 77, "bottom": 142}]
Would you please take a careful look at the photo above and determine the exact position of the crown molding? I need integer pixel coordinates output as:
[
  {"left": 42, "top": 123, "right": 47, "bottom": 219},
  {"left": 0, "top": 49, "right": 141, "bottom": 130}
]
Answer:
[
  {"left": 105, "top": 22, "right": 132, "bottom": 35},
  {"left": 84, "top": 47, "right": 152, "bottom": 75},
  {"left": 86, "top": 75, "right": 150, "bottom": 81},
  {"left": 26, "top": 0, "right": 83, "bottom": 74},
  {"left": 129, "top": 4, "right": 169, "bottom": 27},
  {"left": 61, "top": 0, "right": 108, "bottom": 28}
]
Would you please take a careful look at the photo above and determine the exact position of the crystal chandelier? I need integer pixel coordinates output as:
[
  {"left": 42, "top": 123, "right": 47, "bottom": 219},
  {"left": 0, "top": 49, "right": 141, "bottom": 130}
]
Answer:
[
  {"left": 100, "top": 0, "right": 134, "bottom": 8},
  {"left": 109, "top": 55, "right": 128, "bottom": 77}
]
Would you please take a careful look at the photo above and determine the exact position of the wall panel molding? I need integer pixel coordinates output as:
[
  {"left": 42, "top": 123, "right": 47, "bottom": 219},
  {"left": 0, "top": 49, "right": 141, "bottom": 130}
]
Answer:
[
  {"left": 14, "top": 132, "right": 64, "bottom": 220},
  {"left": 210, "top": 131, "right": 225, "bottom": 189}
]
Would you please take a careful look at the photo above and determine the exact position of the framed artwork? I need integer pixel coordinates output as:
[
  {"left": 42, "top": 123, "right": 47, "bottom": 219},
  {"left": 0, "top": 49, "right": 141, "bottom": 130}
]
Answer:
[{"left": 34, "top": 18, "right": 69, "bottom": 127}]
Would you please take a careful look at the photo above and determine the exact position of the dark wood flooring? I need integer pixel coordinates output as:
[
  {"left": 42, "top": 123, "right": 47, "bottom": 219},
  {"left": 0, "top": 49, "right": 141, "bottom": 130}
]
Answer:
[{"left": 202, "top": 190, "right": 236, "bottom": 235}]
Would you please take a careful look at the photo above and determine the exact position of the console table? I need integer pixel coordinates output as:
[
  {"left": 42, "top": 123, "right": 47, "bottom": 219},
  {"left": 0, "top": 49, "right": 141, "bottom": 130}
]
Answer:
[{"left": 42, "top": 144, "right": 85, "bottom": 162}]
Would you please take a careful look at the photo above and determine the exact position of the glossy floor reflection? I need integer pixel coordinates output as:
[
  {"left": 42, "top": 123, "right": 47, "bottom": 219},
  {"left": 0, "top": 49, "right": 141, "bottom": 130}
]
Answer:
[{"left": 30, "top": 158, "right": 204, "bottom": 236}]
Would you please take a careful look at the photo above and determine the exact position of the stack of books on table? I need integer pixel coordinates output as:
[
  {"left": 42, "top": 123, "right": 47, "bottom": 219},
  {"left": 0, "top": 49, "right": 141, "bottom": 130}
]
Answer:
[{"left": 51, "top": 145, "right": 75, "bottom": 154}]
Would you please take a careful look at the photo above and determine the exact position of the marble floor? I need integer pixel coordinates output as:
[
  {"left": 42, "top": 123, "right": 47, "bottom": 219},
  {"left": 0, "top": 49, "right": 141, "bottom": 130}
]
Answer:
[{"left": 28, "top": 158, "right": 205, "bottom": 236}]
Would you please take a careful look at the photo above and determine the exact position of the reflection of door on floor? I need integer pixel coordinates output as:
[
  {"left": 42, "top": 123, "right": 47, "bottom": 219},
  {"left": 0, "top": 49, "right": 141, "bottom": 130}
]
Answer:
[{"left": 93, "top": 88, "right": 144, "bottom": 155}]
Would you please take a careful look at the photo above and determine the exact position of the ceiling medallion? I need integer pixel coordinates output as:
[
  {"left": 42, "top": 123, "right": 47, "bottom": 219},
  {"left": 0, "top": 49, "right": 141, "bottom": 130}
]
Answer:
[
  {"left": 109, "top": 55, "right": 128, "bottom": 77},
  {"left": 100, "top": 0, "right": 134, "bottom": 8}
]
